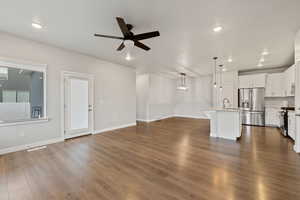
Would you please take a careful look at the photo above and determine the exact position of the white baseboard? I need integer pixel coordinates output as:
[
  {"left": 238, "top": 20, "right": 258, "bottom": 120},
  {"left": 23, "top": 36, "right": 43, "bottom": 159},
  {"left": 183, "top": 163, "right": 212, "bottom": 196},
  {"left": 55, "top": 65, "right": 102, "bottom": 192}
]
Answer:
[
  {"left": 0, "top": 137, "right": 64, "bottom": 155},
  {"left": 64, "top": 131, "right": 92, "bottom": 139},
  {"left": 137, "top": 114, "right": 208, "bottom": 123},
  {"left": 93, "top": 122, "right": 137, "bottom": 134},
  {"left": 136, "top": 118, "right": 149, "bottom": 122},
  {"left": 173, "top": 114, "right": 209, "bottom": 119},
  {"left": 137, "top": 115, "right": 173, "bottom": 123}
]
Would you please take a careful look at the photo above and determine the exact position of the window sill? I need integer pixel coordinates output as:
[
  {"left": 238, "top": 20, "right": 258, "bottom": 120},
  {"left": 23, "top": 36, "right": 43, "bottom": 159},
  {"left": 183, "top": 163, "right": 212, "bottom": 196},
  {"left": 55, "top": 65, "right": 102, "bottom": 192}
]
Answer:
[{"left": 0, "top": 118, "right": 49, "bottom": 127}]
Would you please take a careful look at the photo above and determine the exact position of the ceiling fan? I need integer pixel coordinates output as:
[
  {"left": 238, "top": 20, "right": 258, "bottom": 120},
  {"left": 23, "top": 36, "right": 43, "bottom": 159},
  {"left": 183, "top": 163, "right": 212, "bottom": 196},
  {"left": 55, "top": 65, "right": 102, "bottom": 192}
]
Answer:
[{"left": 94, "top": 17, "right": 160, "bottom": 51}]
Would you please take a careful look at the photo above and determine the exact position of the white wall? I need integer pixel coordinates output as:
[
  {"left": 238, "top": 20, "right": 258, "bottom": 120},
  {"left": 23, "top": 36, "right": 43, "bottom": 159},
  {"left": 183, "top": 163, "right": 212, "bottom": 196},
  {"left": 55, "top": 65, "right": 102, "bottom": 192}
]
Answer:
[
  {"left": 174, "top": 76, "right": 213, "bottom": 118},
  {"left": 136, "top": 73, "right": 175, "bottom": 121},
  {"left": 136, "top": 73, "right": 213, "bottom": 121},
  {"left": 148, "top": 74, "right": 175, "bottom": 120},
  {"left": 0, "top": 32, "right": 136, "bottom": 152},
  {"left": 136, "top": 74, "right": 149, "bottom": 121}
]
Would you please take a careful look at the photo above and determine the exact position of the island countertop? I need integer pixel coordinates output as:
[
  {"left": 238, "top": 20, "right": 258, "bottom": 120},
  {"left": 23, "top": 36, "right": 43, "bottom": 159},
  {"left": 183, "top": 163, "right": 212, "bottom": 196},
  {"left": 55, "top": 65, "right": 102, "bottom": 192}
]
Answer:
[{"left": 204, "top": 108, "right": 242, "bottom": 140}]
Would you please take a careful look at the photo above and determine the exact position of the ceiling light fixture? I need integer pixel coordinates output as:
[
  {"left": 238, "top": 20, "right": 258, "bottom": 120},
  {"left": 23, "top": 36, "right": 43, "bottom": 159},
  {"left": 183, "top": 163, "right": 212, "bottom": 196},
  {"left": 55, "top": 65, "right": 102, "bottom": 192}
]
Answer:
[
  {"left": 262, "top": 50, "right": 269, "bottom": 56},
  {"left": 177, "top": 73, "right": 188, "bottom": 91},
  {"left": 228, "top": 58, "right": 233, "bottom": 63},
  {"left": 213, "top": 26, "right": 223, "bottom": 32},
  {"left": 222, "top": 68, "right": 227, "bottom": 72},
  {"left": 260, "top": 57, "right": 265, "bottom": 62},
  {"left": 124, "top": 40, "right": 135, "bottom": 49},
  {"left": 32, "top": 22, "right": 43, "bottom": 29}
]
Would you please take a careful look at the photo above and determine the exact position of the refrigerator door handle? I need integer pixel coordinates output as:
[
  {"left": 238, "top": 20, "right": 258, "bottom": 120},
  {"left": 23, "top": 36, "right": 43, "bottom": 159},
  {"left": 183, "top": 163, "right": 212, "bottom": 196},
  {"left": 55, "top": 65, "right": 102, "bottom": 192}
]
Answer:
[{"left": 250, "top": 89, "right": 253, "bottom": 110}]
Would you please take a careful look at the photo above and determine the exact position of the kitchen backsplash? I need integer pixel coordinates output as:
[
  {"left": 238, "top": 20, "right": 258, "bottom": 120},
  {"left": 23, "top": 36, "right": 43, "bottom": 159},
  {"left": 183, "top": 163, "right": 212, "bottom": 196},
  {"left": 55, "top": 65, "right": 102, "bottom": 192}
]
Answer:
[{"left": 265, "top": 97, "right": 295, "bottom": 108}]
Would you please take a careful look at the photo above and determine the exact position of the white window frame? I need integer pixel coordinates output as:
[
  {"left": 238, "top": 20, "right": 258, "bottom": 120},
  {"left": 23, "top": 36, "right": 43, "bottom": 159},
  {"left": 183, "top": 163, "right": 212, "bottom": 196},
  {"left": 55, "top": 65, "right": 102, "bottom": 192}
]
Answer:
[{"left": 0, "top": 59, "right": 47, "bottom": 126}]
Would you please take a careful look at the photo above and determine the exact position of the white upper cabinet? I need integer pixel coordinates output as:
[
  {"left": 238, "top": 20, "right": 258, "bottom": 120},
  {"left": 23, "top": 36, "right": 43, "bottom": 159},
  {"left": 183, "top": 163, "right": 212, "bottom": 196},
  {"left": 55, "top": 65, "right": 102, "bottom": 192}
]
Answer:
[
  {"left": 238, "top": 74, "right": 266, "bottom": 88},
  {"left": 265, "top": 73, "right": 285, "bottom": 97},
  {"left": 283, "top": 65, "right": 296, "bottom": 97},
  {"left": 252, "top": 73, "right": 266, "bottom": 88},
  {"left": 238, "top": 75, "right": 252, "bottom": 88}
]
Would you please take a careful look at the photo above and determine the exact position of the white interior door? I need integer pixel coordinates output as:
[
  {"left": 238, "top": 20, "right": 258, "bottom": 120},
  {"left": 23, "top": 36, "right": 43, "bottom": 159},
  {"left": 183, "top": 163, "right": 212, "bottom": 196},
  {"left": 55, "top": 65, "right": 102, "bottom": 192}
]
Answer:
[
  {"left": 64, "top": 75, "right": 93, "bottom": 138},
  {"left": 295, "top": 62, "right": 300, "bottom": 152}
]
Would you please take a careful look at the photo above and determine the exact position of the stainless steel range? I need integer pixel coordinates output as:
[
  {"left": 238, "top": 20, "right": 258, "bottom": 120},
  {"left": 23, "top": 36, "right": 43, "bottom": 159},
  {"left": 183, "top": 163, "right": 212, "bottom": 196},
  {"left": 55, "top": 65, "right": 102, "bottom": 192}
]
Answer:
[{"left": 238, "top": 88, "right": 265, "bottom": 126}]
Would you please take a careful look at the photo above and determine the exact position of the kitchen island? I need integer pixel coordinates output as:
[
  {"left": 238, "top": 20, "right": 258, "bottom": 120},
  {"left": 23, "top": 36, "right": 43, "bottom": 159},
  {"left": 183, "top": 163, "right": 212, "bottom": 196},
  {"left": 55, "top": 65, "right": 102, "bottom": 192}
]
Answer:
[{"left": 204, "top": 108, "right": 242, "bottom": 140}]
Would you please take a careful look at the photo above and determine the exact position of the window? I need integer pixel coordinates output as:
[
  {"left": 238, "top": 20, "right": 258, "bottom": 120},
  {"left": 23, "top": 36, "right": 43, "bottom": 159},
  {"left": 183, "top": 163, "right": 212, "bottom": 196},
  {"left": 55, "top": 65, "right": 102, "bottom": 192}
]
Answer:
[
  {"left": 2, "top": 90, "right": 17, "bottom": 102},
  {"left": 0, "top": 61, "right": 46, "bottom": 123},
  {"left": 17, "top": 91, "right": 30, "bottom": 102}
]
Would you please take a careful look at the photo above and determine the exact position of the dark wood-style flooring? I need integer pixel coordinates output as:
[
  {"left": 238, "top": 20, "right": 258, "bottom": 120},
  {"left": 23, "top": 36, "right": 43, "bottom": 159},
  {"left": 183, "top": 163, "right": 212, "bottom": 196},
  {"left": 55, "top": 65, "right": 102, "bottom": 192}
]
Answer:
[{"left": 0, "top": 117, "right": 300, "bottom": 200}]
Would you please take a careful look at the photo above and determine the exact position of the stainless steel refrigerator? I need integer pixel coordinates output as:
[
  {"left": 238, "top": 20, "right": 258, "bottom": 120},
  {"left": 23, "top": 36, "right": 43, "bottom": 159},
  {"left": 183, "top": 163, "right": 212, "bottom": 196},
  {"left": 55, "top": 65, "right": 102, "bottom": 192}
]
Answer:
[{"left": 238, "top": 88, "right": 265, "bottom": 126}]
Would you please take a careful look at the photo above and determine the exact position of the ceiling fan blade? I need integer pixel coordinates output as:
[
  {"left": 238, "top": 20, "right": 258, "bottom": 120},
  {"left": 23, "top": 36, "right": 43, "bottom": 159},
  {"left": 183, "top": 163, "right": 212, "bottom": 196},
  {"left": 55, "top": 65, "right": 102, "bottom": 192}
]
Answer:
[
  {"left": 133, "top": 31, "right": 160, "bottom": 40},
  {"left": 134, "top": 41, "right": 151, "bottom": 51},
  {"left": 116, "top": 17, "right": 131, "bottom": 37},
  {"left": 94, "top": 34, "right": 124, "bottom": 40},
  {"left": 117, "top": 42, "right": 125, "bottom": 51}
]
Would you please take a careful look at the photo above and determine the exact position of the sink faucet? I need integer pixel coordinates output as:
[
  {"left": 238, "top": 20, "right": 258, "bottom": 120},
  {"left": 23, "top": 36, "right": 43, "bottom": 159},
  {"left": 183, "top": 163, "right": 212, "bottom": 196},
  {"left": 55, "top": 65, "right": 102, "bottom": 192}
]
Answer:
[{"left": 223, "top": 98, "right": 230, "bottom": 108}]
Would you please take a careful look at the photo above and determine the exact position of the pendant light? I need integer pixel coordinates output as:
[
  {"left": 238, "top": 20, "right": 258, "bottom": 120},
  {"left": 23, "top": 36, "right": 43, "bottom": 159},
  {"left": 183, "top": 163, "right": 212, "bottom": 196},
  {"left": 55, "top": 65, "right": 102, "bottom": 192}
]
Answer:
[
  {"left": 213, "top": 57, "right": 218, "bottom": 88},
  {"left": 219, "top": 64, "right": 223, "bottom": 90},
  {"left": 177, "top": 73, "right": 188, "bottom": 91}
]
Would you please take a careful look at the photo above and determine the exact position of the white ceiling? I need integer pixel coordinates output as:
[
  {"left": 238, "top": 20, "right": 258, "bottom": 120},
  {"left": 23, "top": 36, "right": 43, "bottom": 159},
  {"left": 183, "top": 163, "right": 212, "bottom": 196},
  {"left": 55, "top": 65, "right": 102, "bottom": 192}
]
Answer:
[{"left": 0, "top": 0, "right": 300, "bottom": 76}]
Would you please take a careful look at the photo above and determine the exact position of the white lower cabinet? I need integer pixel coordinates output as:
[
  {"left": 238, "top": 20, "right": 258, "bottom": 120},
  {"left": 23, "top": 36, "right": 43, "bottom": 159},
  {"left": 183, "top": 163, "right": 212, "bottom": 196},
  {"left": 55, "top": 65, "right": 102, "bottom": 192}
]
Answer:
[
  {"left": 265, "top": 108, "right": 281, "bottom": 127},
  {"left": 288, "top": 112, "right": 296, "bottom": 140}
]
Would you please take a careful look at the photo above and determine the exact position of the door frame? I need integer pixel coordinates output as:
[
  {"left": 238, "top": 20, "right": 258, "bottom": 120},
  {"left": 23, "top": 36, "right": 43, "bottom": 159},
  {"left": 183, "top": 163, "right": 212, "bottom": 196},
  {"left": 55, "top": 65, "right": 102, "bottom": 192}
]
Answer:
[{"left": 60, "top": 71, "right": 94, "bottom": 139}]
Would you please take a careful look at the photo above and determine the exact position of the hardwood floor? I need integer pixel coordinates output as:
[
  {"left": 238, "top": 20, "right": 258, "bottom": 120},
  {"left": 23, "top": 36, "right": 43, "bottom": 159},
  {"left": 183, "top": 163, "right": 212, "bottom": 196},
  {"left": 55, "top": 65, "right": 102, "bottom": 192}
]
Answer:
[{"left": 0, "top": 117, "right": 300, "bottom": 200}]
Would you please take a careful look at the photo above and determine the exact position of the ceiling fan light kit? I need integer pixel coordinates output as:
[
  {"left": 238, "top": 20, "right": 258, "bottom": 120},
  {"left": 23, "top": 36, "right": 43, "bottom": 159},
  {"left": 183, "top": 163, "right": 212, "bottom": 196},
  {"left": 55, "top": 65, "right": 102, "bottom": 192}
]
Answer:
[{"left": 94, "top": 17, "right": 160, "bottom": 52}]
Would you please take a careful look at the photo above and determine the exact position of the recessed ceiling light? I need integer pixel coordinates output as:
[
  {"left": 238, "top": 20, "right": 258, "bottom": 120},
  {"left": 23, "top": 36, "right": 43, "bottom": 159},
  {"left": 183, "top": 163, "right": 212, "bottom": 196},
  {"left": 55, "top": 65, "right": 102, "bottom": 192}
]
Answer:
[
  {"left": 260, "top": 57, "right": 265, "bottom": 62},
  {"left": 262, "top": 50, "right": 269, "bottom": 56},
  {"left": 32, "top": 22, "right": 43, "bottom": 29},
  {"left": 222, "top": 68, "right": 227, "bottom": 72},
  {"left": 228, "top": 58, "right": 233, "bottom": 63},
  {"left": 213, "top": 26, "right": 223, "bottom": 32},
  {"left": 257, "top": 63, "right": 263, "bottom": 67}
]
